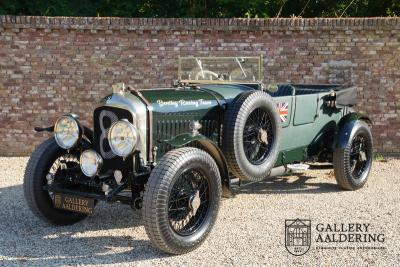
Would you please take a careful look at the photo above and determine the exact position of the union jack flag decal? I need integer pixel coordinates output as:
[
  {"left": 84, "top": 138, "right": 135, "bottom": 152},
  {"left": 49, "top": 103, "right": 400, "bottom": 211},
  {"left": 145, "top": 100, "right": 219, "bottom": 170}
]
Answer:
[{"left": 277, "top": 102, "right": 289, "bottom": 122}]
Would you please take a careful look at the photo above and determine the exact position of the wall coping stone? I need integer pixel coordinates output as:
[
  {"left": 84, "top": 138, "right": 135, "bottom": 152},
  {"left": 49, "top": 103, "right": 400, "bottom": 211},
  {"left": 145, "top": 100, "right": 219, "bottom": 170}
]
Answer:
[{"left": 1, "top": 16, "right": 399, "bottom": 31}]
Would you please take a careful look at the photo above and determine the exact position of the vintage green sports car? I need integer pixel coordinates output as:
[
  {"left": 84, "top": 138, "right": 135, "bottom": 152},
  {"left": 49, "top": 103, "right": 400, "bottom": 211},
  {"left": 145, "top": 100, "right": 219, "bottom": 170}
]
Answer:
[{"left": 24, "top": 56, "right": 373, "bottom": 254}]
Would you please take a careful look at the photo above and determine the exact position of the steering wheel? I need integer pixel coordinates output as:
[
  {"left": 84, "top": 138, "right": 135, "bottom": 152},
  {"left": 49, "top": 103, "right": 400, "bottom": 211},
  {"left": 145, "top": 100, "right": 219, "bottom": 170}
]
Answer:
[{"left": 194, "top": 70, "right": 220, "bottom": 80}]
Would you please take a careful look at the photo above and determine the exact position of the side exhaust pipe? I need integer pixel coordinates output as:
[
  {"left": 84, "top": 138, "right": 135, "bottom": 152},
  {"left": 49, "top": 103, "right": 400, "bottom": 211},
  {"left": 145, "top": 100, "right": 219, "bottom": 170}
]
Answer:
[
  {"left": 268, "top": 166, "right": 289, "bottom": 178},
  {"left": 230, "top": 166, "right": 291, "bottom": 189}
]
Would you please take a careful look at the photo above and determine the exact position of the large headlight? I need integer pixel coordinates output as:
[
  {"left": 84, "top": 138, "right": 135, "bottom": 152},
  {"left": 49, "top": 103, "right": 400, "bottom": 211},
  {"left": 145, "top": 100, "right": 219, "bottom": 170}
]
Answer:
[
  {"left": 54, "top": 114, "right": 82, "bottom": 149},
  {"left": 108, "top": 120, "right": 139, "bottom": 157},
  {"left": 80, "top": 150, "right": 103, "bottom": 177}
]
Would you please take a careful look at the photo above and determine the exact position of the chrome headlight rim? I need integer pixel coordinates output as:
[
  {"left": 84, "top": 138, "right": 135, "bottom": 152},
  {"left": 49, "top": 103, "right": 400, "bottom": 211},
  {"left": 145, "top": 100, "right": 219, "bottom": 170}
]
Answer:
[
  {"left": 54, "top": 114, "right": 82, "bottom": 150},
  {"left": 80, "top": 150, "right": 103, "bottom": 177},
  {"left": 108, "top": 120, "right": 139, "bottom": 157}
]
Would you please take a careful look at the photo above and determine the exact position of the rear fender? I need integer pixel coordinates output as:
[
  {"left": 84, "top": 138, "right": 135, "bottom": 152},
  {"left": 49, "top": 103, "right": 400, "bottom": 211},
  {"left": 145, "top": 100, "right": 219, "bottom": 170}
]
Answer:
[
  {"left": 164, "top": 133, "right": 231, "bottom": 198},
  {"left": 335, "top": 112, "right": 372, "bottom": 150}
]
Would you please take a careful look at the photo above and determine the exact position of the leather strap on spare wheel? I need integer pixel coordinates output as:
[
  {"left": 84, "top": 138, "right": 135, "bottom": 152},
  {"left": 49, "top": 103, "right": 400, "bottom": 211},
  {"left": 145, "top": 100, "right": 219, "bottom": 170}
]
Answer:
[{"left": 222, "top": 91, "right": 281, "bottom": 181}]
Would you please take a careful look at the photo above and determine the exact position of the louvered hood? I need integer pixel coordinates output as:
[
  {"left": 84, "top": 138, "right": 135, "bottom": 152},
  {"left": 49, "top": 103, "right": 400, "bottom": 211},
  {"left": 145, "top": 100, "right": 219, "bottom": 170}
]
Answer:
[{"left": 140, "top": 87, "right": 225, "bottom": 155}]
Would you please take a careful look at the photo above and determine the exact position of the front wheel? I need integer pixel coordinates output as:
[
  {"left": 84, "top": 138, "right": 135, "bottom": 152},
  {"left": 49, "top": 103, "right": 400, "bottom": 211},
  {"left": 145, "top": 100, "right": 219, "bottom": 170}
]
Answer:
[
  {"left": 333, "top": 121, "right": 373, "bottom": 190},
  {"left": 24, "top": 138, "right": 88, "bottom": 225},
  {"left": 143, "top": 147, "right": 221, "bottom": 254}
]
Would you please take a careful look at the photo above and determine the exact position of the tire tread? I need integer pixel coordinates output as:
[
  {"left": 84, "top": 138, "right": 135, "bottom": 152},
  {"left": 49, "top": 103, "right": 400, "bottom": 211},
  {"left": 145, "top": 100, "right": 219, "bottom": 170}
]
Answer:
[
  {"left": 143, "top": 147, "right": 221, "bottom": 254},
  {"left": 333, "top": 121, "right": 373, "bottom": 191},
  {"left": 222, "top": 91, "right": 281, "bottom": 181}
]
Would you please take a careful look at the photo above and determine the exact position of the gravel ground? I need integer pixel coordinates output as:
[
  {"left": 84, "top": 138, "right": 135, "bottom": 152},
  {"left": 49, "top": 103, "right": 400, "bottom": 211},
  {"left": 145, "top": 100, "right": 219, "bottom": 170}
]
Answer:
[{"left": 0, "top": 157, "right": 399, "bottom": 266}]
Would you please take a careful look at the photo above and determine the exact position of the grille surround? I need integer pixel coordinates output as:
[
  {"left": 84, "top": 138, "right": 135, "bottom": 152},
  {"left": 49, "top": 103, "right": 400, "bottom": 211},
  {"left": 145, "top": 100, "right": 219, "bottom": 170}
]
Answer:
[{"left": 93, "top": 106, "right": 133, "bottom": 174}]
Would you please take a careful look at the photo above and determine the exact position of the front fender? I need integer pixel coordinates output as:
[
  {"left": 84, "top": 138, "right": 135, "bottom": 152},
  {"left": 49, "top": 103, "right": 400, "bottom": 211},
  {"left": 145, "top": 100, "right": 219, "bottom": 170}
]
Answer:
[
  {"left": 335, "top": 112, "right": 372, "bottom": 149},
  {"left": 163, "top": 133, "right": 209, "bottom": 147},
  {"left": 164, "top": 133, "right": 231, "bottom": 198}
]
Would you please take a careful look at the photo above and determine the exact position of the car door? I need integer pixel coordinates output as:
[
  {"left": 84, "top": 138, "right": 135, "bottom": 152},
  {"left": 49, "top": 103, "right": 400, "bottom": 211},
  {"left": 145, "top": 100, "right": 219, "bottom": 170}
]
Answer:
[{"left": 293, "top": 94, "right": 319, "bottom": 125}]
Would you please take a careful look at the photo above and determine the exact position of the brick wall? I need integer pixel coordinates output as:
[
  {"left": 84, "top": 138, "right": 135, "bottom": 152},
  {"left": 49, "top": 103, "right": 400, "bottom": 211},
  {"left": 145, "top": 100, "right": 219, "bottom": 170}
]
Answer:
[{"left": 0, "top": 16, "right": 399, "bottom": 156}]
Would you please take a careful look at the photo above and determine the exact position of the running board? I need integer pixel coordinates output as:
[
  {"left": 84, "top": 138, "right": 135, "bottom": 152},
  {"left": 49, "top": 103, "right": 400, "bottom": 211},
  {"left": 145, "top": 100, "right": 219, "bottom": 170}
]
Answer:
[{"left": 287, "top": 163, "right": 310, "bottom": 171}]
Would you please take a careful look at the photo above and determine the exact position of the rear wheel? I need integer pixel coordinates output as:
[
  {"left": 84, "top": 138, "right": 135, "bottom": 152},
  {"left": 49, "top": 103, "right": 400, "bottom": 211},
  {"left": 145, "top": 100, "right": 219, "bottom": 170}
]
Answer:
[
  {"left": 333, "top": 121, "right": 373, "bottom": 190},
  {"left": 143, "top": 147, "right": 221, "bottom": 254},
  {"left": 24, "top": 138, "right": 88, "bottom": 225}
]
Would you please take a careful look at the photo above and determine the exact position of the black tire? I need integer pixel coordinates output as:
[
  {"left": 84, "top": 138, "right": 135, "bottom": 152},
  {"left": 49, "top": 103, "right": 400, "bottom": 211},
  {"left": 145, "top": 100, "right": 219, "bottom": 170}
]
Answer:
[
  {"left": 222, "top": 90, "right": 281, "bottom": 181},
  {"left": 24, "top": 138, "right": 88, "bottom": 225},
  {"left": 333, "top": 121, "right": 373, "bottom": 190},
  {"left": 143, "top": 147, "right": 221, "bottom": 254}
]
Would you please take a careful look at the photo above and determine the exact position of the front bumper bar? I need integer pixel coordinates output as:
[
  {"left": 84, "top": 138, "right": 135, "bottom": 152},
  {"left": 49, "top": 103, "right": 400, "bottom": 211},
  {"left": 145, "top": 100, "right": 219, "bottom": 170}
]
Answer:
[{"left": 43, "top": 181, "right": 131, "bottom": 204}]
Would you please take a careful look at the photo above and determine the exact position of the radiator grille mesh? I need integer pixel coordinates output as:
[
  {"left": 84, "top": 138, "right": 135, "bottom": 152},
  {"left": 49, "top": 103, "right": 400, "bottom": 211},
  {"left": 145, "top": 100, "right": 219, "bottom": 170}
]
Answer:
[
  {"left": 93, "top": 106, "right": 133, "bottom": 174},
  {"left": 154, "top": 112, "right": 219, "bottom": 154}
]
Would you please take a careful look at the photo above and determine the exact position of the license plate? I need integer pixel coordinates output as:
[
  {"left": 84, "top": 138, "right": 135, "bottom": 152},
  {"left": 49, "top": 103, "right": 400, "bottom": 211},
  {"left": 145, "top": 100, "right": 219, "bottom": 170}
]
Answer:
[{"left": 53, "top": 193, "right": 95, "bottom": 215}]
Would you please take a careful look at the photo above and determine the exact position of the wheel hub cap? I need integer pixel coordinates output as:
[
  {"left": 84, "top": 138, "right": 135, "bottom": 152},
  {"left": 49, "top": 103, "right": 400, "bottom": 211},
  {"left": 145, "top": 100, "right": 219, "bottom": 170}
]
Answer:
[
  {"left": 359, "top": 151, "right": 367, "bottom": 161},
  {"left": 258, "top": 129, "right": 268, "bottom": 144},
  {"left": 189, "top": 190, "right": 201, "bottom": 213}
]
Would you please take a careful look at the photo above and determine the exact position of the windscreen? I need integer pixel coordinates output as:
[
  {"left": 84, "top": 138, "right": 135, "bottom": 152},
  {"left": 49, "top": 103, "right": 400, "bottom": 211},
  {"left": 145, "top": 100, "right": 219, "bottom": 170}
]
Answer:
[{"left": 178, "top": 56, "right": 262, "bottom": 84}]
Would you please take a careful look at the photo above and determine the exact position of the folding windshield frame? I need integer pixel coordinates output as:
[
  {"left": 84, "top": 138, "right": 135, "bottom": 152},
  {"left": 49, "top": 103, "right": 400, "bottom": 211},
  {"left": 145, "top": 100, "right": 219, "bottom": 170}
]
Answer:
[{"left": 178, "top": 56, "right": 263, "bottom": 85}]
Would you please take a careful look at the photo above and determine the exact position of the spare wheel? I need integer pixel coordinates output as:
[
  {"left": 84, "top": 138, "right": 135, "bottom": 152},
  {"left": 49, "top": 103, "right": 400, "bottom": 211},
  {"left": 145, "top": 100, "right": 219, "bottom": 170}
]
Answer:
[{"left": 222, "top": 90, "right": 281, "bottom": 181}]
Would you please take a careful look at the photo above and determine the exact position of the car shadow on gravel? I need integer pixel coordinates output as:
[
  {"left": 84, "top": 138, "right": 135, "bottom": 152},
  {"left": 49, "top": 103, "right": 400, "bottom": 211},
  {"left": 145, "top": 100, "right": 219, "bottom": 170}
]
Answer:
[
  {"left": 0, "top": 184, "right": 171, "bottom": 266},
  {"left": 232, "top": 173, "right": 341, "bottom": 195}
]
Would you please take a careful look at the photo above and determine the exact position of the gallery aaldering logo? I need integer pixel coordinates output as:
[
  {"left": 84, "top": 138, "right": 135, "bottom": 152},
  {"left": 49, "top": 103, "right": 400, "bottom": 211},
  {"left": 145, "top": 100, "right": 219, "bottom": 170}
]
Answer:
[
  {"left": 285, "top": 219, "right": 386, "bottom": 256},
  {"left": 285, "top": 219, "right": 311, "bottom": 256}
]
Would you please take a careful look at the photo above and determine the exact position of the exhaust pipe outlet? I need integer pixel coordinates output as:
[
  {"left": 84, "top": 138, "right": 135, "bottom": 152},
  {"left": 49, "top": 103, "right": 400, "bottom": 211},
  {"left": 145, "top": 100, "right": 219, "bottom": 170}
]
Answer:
[{"left": 268, "top": 166, "right": 289, "bottom": 178}]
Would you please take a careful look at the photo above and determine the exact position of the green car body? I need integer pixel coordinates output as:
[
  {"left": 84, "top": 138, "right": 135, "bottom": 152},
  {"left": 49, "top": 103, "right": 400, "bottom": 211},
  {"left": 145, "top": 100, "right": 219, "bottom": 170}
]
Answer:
[
  {"left": 98, "top": 81, "right": 371, "bottom": 194},
  {"left": 139, "top": 84, "right": 353, "bottom": 164},
  {"left": 25, "top": 56, "right": 374, "bottom": 254}
]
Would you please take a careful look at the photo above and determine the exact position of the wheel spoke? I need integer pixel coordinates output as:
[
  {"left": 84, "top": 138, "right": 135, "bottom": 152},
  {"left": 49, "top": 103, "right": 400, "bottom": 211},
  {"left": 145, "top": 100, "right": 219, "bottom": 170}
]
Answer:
[
  {"left": 169, "top": 194, "right": 191, "bottom": 203},
  {"left": 243, "top": 108, "right": 274, "bottom": 165},
  {"left": 349, "top": 134, "right": 370, "bottom": 179},
  {"left": 243, "top": 131, "right": 257, "bottom": 138},
  {"left": 168, "top": 169, "right": 210, "bottom": 236}
]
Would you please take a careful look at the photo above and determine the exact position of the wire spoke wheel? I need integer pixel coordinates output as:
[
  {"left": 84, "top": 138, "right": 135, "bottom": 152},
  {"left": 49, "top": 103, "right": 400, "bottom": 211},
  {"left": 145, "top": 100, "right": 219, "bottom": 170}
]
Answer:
[
  {"left": 168, "top": 169, "right": 210, "bottom": 236},
  {"left": 222, "top": 91, "right": 281, "bottom": 181},
  {"left": 23, "top": 138, "right": 89, "bottom": 225},
  {"left": 333, "top": 120, "right": 373, "bottom": 191},
  {"left": 349, "top": 134, "right": 369, "bottom": 179},
  {"left": 243, "top": 108, "right": 274, "bottom": 165},
  {"left": 143, "top": 147, "right": 221, "bottom": 254},
  {"left": 46, "top": 153, "right": 80, "bottom": 198}
]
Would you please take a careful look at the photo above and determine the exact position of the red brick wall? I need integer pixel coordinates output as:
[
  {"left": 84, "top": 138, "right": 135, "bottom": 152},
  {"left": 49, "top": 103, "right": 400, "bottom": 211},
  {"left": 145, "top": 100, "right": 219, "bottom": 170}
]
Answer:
[{"left": 0, "top": 16, "right": 399, "bottom": 156}]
